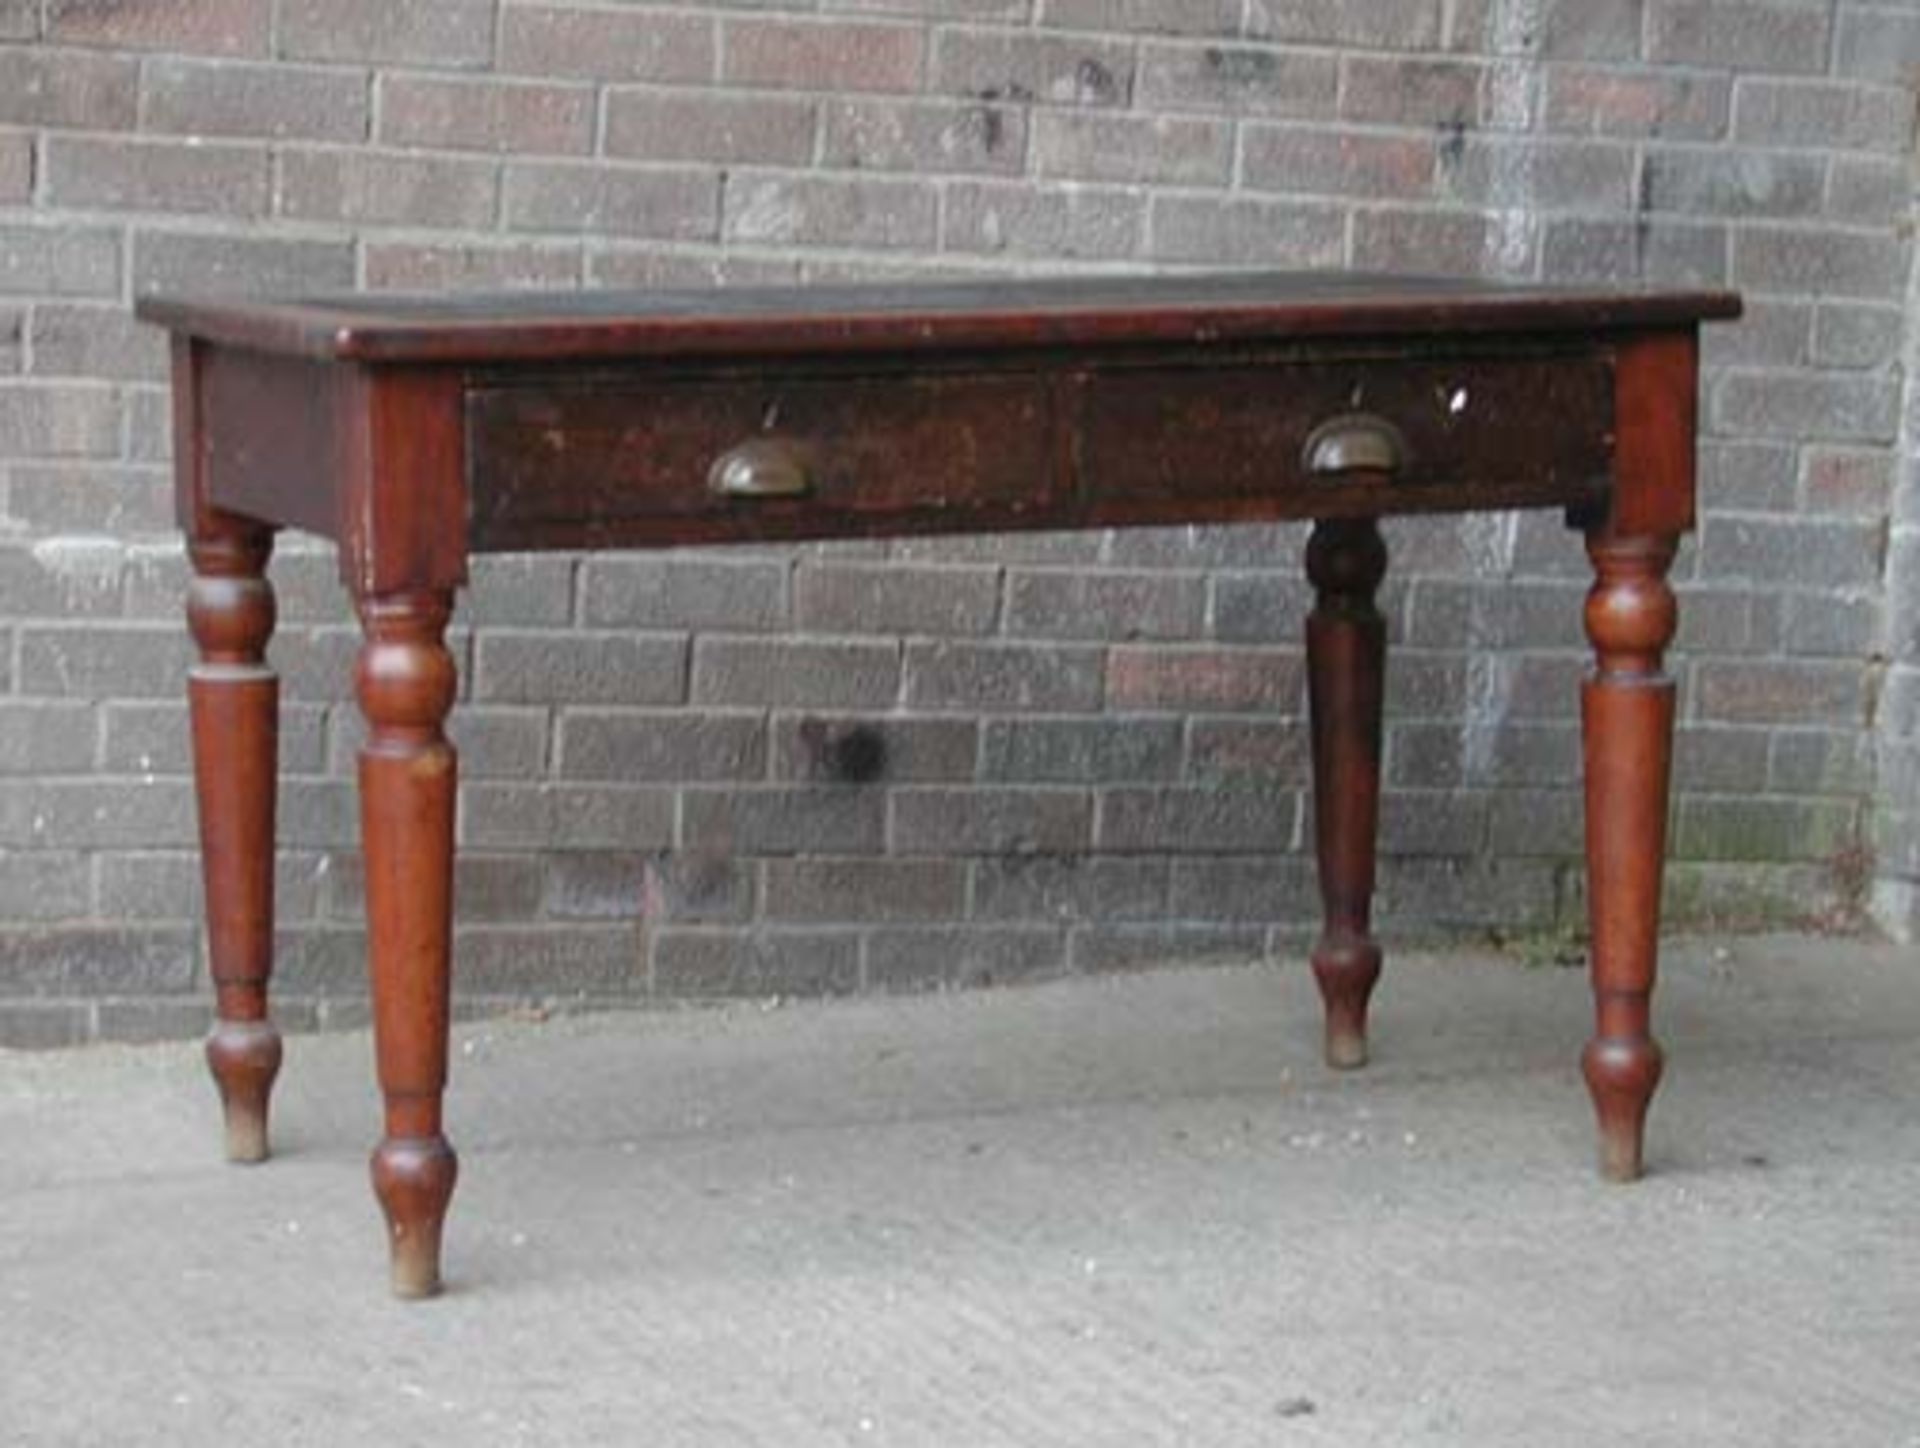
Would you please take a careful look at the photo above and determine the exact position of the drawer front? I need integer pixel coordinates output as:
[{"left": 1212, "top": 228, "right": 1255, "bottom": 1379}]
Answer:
[
  {"left": 467, "top": 370, "right": 1057, "bottom": 549},
  {"left": 1075, "top": 350, "right": 1614, "bottom": 515}
]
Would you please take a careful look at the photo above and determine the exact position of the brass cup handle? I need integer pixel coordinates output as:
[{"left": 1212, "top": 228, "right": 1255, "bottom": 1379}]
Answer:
[
  {"left": 709, "top": 439, "right": 812, "bottom": 499},
  {"left": 1302, "top": 413, "right": 1409, "bottom": 478}
]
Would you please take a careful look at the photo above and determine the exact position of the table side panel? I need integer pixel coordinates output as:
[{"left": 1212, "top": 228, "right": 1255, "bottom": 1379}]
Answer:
[{"left": 200, "top": 348, "right": 343, "bottom": 539}]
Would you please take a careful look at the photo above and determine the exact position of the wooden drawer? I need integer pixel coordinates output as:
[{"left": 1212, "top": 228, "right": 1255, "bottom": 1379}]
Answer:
[
  {"left": 467, "top": 369, "right": 1057, "bottom": 549},
  {"left": 1074, "top": 350, "right": 1614, "bottom": 515}
]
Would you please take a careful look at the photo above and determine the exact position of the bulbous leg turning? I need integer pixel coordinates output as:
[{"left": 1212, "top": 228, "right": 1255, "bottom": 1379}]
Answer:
[
  {"left": 187, "top": 524, "right": 283, "bottom": 1162},
  {"left": 1305, "top": 518, "right": 1388, "bottom": 1070},
  {"left": 356, "top": 589, "right": 462, "bottom": 1297},
  {"left": 1580, "top": 530, "right": 1679, "bottom": 1181}
]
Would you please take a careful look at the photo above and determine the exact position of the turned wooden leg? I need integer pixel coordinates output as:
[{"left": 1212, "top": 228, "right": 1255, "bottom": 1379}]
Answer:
[
  {"left": 355, "top": 590, "right": 460, "bottom": 1298},
  {"left": 188, "top": 522, "right": 283, "bottom": 1164},
  {"left": 1305, "top": 518, "right": 1388, "bottom": 1070},
  {"left": 1580, "top": 530, "right": 1679, "bottom": 1181}
]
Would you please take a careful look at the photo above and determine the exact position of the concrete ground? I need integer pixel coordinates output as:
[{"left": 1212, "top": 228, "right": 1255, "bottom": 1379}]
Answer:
[{"left": 1, "top": 935, "right": 1916, "bottom": 1448}]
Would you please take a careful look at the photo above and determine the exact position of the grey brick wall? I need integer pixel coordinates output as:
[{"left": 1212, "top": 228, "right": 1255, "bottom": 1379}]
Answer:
[{"left": 1, "top": 0, "right": 1915, "bottom": 1047}]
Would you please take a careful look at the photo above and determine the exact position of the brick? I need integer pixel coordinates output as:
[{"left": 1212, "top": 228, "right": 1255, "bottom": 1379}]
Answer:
[
  {"left": 1696, "top": 661, "right": 1867, "bottom": 727},
  {"left": 931, "top": 30, "right": 1133, "bottom": 106},
  {"left": 1188, "top": 720, "right": 1310, "bottom": 783},
  {"left": 45, "top": 135, "right": 269, "bottom": 216},
  {"left": 0, "top": 0, "right": 34, "bottom": 37},
  {"left": 1642, "top": 148, "right": 1824, "bottom": 218},
  {"left": 795, "top": 562, "right": 999, "bottom": 636},
  {"left": 1248, "top": 0, "right": 1443, "bottom": 48},
  {"left": 772, "top": 715, "right": 977, "bottom": 784},
  {"left": 869, "top": 925, "right": 1064, "bottom": 991},
  {"left": 1648, "top": 1, "right": 1831, "bottom": 74},
  {"left": 1244, "top": 125, "right": 1436, "bottom": 199},
  {"left": 380, "top": 76, "right": 595, "bottom": 156},
  {"left": 277, "top": 149, "right": 499, "bottom": 228},
  {"left": 1700, "top": 298, "right": 1810, "bottom": 368},
  {"left": 582, "top": 556, "right": 787, "bottom": 631},
  {"left": 1781, "top": 592, "right": 1879, "bottom": 660},
  {"left": 694, "top": 638, "right": 899, "bottom": 708},
  {"left": 605, "top": 91, "right": 817, "bottom": 166},
  {"left": 546, "top": 851, "right": 752, "bottom": 923},
  {"left": 0, "top": 701, "right": 95, "bottom": 775},
  {"left": 589, "top": 249, "right": 800, "bottom": 290},
  {"left": 1212, "top": 574, "right": 1314, "bottom": 642},
  {"left": 476, "top": 632, "right": 685, "bottom": 705},
  {"left": 1714, "top": 372, "right": 1899, "bottom": 443},
  {"left": 0, "top": 1002, "right": 90, "bottom": 1049},
  {"left": 1353, "top": 208, "right": 1505, "bottom": 274},
  {"left": 142, "top": 57, "right": 368, "bottom": 141},
  {"left": 1540, "top": 218, "right": 1727, "bottom": 287},
  {"left": 558, "top": 711, "right": 766, "bottom": 782},
  {"left": 1833, "top": 8, "right": 1920, "bottom": 85},
  {"left": 892, "top": 788, "right": 1090, "bottom": 854},
  {"left": 1342, "top": 57, "right": 1483, "bottom": 125},
  {"left": 0, "top": 47, "right": 135, "bottom": 128},
  {"left": 1702, "top": 516, "right": 1884, "bottom": 591},
  {"left": 1735, "top": 228, "right": 1908, "bottom": 300},
  {"left": 822, "top": 98, "right": 1027, "bottom": 176},
  {"left": 1007, "top": 571, "right": 1204, "bottom": 641},
  {"left": 30, "top": 305, "right": 168, "bottom": 381},
  {"left": 1827, "top": 157, "right": 1908, "bottom": 228},
  {"left": 722, "top": 18, "right": 923, "bottom": 93},
  {"left": 1135, "top": 43, "right": 1338, "bottom": 116},
  {"left": 652, "top": 929, "right": 860, "bottom": 998},
  {"left": 1544, "top": 67, "right": 1729, "bottom": 140},
  {"left": 766, "top": 857, "right": 967, "bottom": 923},
  {"left": 1149, "top": 195, "right": 1345, "bottom": 266},
  {"left": 47, "top": 0, "right": 268, "bottom": 55},
  {"left": 981, "top": 717, "right": 1183, "bottom": 783},
  {"left": 1042, "top": 0, "right": 1239, "bottom": 32},
  {"left": 96, "top": 999, "right": 222, "bottom": 1044},
  {"left": 904, "top": 641, "right": 1102, "bottom": 712},
  {"left": 504, "top": 164, "right": 719, "bottom": 241},
  {"left": 0, "top": 852, "right": 89, "bottom": 921},
  {"left": 500, "top": 5, "right": 715, "bottom": 82},
  {"left": 1168, "top": 854, "right": 1317, "bottom": 922},
  {"left": 133, "top": 232, "right": 353, "bottom": 298},
  {"left": 1034, "top": 110, "right": 1231, "bottom": 186},
  {"left": 445, "top": 708, "right": 550, "bottom": 780},
  {"left": 0, "top": 385, "right": 121, "bottom": 458},
  {"left": 725, "top": 173, "right": 937, "bottom": 250},
  {"left": 686, "top": 784, "right": 885, "bottom": 854},
  {"left": 1732, "top": 78, "right": 1915, "bottom": 152},
  {"left": 461, "top": 784, "right": 674, "bottom": 850},
  {"left": 0, "top": 133, "right": 26, "bottom": 203},
  {"left": 973, "top": 854, "right": 1168, "bottom": 922},
  {"left": 1674, "top": 797, "right": 1858, "bottom": 863},
  {"left": 1070, "top": 923, "right": 1265, "bottom": 974},
  {"left": 1097, "top": 786, "right": 1297, "bottom": 853},
  {"left": 278, "top": 0, "right": 496, "bottom": 66},
  {"left": 1801, "top": 448, "right": 1892, "bottom": 517},
  {"left": 0, "top": 779, "right": 196, "bottom": 849},
  {"left": 1108, "top": 646, "right": 1302, "bottom": 713},
  {"left": 942, "top": 181, "right": 1144, "bottom": 259},
  {"left": 363, "top": 240, "right": 581, "bottom": 291},
  {"left": 1441, "top": 137, "right": 1636, "bottom": 210}
]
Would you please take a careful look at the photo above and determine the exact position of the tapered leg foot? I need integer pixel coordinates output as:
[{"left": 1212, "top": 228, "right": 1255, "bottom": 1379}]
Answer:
[
  {"left": 1306, "top": 519, "right": 1388, "bottom": 1071},
  {"left": 356, "top": 589, "right": 461, "bottom": 1298},
  {"left": 1580, "top": 530, "right": 1679, "bottom": 1182},
  {"left": 1583, "top": 1035, "right": 1664, "bottom": 1182},
  {"left": 373, "top": 1135, "right": 459, "bottom": 1298},
  {"left": 206, "top": 1019, "right": 282, "bottom": 1164},
  {"left": 186, "top": 523, "right": 282, "bottom": 1161}
]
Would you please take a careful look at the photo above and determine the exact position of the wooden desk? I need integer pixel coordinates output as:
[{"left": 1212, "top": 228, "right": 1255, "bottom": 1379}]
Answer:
[{"left": 138, "top": 273, "right": 1741, "bottom": 1299}]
